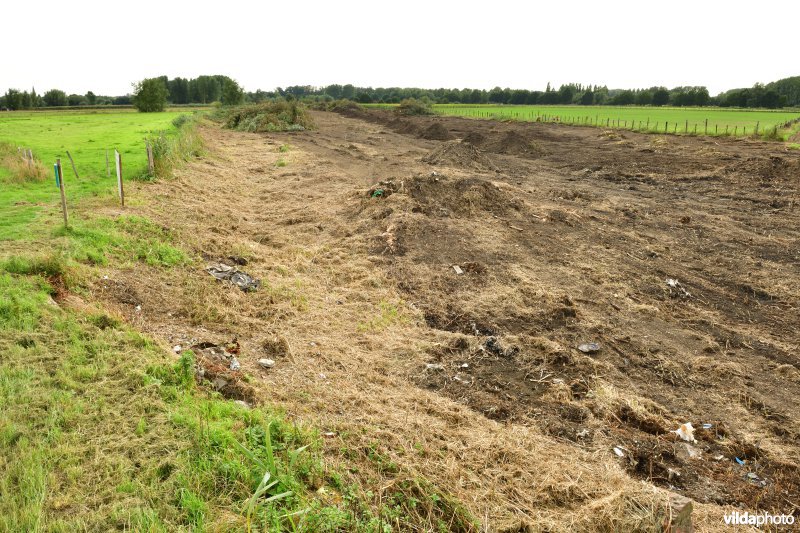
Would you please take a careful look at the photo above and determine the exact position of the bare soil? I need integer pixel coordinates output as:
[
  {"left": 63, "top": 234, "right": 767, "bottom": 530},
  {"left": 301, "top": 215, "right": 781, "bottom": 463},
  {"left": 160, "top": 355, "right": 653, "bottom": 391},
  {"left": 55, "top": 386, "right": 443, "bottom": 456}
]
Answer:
[{"left": 96, "top": 109, "right": 800, "bottom": 531}]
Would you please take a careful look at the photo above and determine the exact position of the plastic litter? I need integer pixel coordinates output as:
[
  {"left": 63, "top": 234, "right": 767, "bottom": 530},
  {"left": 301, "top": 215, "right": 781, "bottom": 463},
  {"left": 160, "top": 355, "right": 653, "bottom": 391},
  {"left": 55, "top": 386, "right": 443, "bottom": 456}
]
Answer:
[
  {"left": 206, "top": 262, "right": 261, "bottom": 292},
  {"left": 258, "top": 358, "right": 276, "bottom": 369},
  {"left": 666, "top": 278, "right": 691, "bottom": 298},
  {"left": 613, "top": 446, "right": 625, "bottom": 457},
  {"left": 745, "top": 472, "right": 767, "bottom": 487},
  {"left": 229, "top": 357, "right": 240, "bottom": 371},
  {"left": 673, "top": 422, "right": 696, "bottom": 442},
  {"left": 578, "top": 342, "right": 601, "bottom": 353},
  {"left": 425, "top": 363, "right": 444, "bottom": 371},
  {"left": 453, "top": 265, "right": 464, "bottom": 275},
  {"left": 734, "top": 457, "right": 745, "bottom": 466},
  {"left": 702, "top": 423, "right": 712, "bottom": 429}
]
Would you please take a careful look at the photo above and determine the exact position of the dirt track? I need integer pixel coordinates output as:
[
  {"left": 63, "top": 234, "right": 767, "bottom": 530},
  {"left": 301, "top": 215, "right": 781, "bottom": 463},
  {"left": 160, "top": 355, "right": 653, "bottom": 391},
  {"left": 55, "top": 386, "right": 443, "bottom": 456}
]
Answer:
[{"left": 101, "top": 109, "right": 800, "bottom": 530}]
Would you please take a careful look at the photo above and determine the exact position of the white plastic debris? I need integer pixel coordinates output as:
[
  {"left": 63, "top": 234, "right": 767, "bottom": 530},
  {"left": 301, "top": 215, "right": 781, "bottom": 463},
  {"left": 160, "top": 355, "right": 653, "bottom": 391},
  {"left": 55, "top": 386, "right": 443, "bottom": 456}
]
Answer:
[
  {"left": 229, "top": 357, "right": 241, "bottom": 371},
  {"left": 673, "top": 422, "right": 696, "bottom": 442},
  {"left": 258, "top": 358, "right": 275, "bottom": 369},
  {"left": 460, "top": 363, "right": 469, "bottom": 368},
  {"left": 453, "top": 265, "right": 464, "bottom": 275},
  {"left": 425, "top": 363, "right": 444, "bottom": 371},
  {"left": 135, "top": 305, "right": 142, "bottom": 312},
  {"left": 578, "top": 343, "right": 601, "bottom": 353},
  {"left": 173, "top": 345, "right": 182, "bottom": 353},
  {"left": 613, "top": 446, "right": 625, "bottom": 457},
  {"left": 322, "top": 431, "right": 336, "bottom": 438},
  {"left": 666, "top": 278, "right": 691, "bottom": 297}
]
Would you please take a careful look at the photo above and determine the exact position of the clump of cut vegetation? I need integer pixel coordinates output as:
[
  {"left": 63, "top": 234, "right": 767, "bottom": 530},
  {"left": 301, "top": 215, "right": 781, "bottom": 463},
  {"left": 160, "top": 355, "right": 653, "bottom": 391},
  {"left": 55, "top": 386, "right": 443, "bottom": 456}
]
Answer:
[
  {"left": 396, "top": 98, "right": 434, "bottom": 116},
  {"left": 142, "top": 114, "right": 204, "bottom": 180},
  {"left": 222, "top": 101, "right": 314, "bottom": 132},
  {"left": 0, "top": 142, "right": 48, "bottom": 183}
]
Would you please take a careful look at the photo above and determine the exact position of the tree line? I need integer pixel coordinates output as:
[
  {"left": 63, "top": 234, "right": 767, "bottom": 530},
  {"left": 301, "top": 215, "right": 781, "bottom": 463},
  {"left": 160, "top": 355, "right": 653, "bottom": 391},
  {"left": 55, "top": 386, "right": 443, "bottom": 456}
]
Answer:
[
  {"left": 0, "top": 75, "right": 245, "bottom": 110},
  {"left": 3, "top": 75, "right": 798, "bottom": 111},
  {"left": 273, "top": 79, "right": 797, "bottom": 108},
  {"left": 0, "top": 87, "right": 132, "bottom": 109}
]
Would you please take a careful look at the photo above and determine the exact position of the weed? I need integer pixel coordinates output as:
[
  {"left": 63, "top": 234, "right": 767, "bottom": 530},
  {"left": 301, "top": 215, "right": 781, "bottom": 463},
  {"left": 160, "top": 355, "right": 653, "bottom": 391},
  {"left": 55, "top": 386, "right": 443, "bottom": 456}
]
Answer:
[
  {"left": 279, "top": 144, "right": 290, "bottom": 153},
  {"left": 0, "top": 142, "right": 47, "bottom": 182},
  {"left": 276, "top": 159, "right": 288, "bottom": 167},
  {"left": 357, "top": 299, "right": 408, "bottom": 332},
  {"left": 143, "top": 117, "right": 204, "bottom": 180}
]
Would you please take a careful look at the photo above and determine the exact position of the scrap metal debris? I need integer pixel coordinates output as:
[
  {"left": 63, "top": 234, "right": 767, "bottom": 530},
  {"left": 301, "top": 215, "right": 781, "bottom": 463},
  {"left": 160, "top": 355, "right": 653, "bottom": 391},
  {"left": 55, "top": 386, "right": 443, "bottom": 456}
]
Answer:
[{"left": 206, "top": 262, "right": 261, "bottom": 292}]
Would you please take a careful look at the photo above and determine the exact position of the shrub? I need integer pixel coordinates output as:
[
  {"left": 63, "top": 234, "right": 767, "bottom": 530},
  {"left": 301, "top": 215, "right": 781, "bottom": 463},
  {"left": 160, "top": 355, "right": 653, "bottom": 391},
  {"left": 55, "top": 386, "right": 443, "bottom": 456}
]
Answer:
[
  {"left": 396, "top": 98, "right": 433, "bottom": 116},
  {"left": 221, "top": 101, "right": 314, "bottom": 132},
  {"left": 133, "top": 78, "right": 169, "bottom": 112}
]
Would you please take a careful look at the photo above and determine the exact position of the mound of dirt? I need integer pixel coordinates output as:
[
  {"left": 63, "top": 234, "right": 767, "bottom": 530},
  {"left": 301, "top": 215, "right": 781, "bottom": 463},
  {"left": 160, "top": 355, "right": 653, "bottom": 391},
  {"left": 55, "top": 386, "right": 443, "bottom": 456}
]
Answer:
[
  {"left": 419, "top": 123, "right": 454, "bottom": 141},
  {"left": 483, "top": 131, "right": 542, "bottom": 156},
  {"left": 462, "top": 131, "right": 486, "bottom": 146},
  {"left": 421, "top": 140, "right": 497, "bottom": 171},
  {"left": 388, "top": 118, "right": 421, "bottom": 135},
  {"left": 725, "top": 156, "right": 800, "bottom": 180},
  {"left": 407, "top": 175, "right": 522, "bottom": 217}
]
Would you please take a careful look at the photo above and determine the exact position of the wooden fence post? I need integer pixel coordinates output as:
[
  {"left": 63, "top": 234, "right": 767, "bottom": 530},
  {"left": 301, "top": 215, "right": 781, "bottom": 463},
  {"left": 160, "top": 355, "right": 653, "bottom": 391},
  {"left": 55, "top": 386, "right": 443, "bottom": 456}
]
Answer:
[
  {"left": 755, "top": 121, "right": 759, "bottom": 135},
  {"left": 146, "top": 141, "right": 154, "bottom": 175},
  {"left": 704, "top": 119, "right": 708, "bottom": 135},
  {"left": 685, "top": 120, "right": 688, "bottom": 133},
  {"left": 55, "top": 159, "right": 69, "bottom": 228},
  {"left": 115, "top": 149, "right": 125, "bottom": 207},
  {"left": 66, "top": 150, "right": 80, "bottom": 179}
]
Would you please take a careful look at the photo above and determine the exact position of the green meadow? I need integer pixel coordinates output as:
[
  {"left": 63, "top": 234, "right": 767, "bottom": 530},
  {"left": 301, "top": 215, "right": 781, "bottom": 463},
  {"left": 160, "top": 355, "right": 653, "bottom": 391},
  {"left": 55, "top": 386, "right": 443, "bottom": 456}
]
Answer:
[
  {"left": 0, "top": 109, "right": 192, "bottom": 241},
  {"left": 431, "top": 104, "right": 800, "bottom": 137}
]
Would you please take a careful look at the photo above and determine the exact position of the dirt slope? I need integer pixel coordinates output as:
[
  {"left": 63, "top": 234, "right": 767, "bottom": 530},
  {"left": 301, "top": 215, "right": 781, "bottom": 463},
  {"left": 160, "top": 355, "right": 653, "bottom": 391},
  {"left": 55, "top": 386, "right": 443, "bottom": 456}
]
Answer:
[{"left": 97, "top": 111, "right": 800, "bottom": 531}]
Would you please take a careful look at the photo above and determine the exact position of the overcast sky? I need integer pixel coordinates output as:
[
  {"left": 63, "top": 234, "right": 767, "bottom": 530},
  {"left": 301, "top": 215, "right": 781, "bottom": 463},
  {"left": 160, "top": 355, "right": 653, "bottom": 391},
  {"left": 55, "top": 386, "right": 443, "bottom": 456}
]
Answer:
[{"left": 2, "top": 0, "right": 797, "bottom": 97}]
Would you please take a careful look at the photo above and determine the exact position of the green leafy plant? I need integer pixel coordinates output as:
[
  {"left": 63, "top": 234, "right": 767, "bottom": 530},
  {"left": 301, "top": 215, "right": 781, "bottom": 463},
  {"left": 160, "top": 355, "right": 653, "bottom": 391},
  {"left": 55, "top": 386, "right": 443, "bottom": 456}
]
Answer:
[{"left": 232, "top": 421, "right": 310, "bottom": 532}]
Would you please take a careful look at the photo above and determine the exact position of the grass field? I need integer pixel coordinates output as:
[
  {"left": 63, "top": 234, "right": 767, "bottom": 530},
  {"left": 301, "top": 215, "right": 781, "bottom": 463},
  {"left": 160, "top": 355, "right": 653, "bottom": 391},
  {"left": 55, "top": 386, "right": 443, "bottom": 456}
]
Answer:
[
  {"left": 368, "top": 103, "right": 800, "bottom": 139},
  {"left": 434, "top": 105, "right": 800, "bottom": 138},
  {"left": 0, "top": 109, "right": 198, "bottom": 241}
]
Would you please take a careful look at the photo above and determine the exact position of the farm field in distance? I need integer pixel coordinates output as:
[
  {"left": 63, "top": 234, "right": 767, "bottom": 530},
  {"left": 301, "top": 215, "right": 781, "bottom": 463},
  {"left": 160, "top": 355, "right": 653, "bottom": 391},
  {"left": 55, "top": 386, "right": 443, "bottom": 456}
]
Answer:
[{"left": 369, "top": 103, "right": 800, "bottom": 138}]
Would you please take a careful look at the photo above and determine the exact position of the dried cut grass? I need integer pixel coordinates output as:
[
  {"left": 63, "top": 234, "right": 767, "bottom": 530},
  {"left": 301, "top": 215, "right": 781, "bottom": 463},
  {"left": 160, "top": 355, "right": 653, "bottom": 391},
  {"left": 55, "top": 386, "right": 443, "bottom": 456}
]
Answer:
[{"left": 0, "top": 142, "right": 48, "bottom": 182}]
